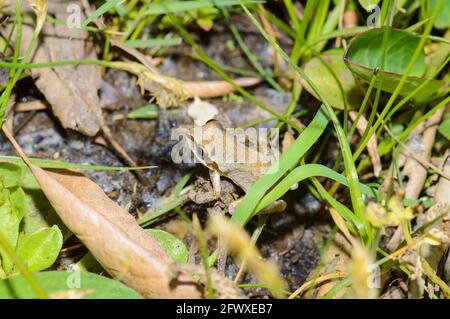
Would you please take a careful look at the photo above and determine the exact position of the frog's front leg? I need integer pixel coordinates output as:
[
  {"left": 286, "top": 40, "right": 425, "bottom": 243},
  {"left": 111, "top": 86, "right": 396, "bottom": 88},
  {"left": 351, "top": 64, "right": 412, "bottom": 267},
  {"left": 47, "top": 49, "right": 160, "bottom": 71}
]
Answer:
[{"left": 209, "top": 169, "right": 221, "bottom": 197}]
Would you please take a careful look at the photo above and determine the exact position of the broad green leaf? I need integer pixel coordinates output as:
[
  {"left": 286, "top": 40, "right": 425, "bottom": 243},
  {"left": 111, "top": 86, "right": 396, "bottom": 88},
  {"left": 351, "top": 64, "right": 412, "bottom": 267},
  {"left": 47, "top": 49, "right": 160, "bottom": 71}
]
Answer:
[
  {"left": 0, "top": 271, "right": 143, "bottom": 299},
  {"left": 0, "top": 208, "right": 20, "bottom": 271},
  {"left": 0, "top": 187, "right": 25, "bottom": 272},
  {"left": 0, "top": 163, "right": 24, "bottom": 188},
  {"left": 344, "top": 27, "right": 443, "bottom": 101},
  {"left": 438, "top": 118, "right": 450, "bottom": 141},
  {"left": 9, "top": 187, "right": 27, "bottom": 220},
  {"left": 301, "top": 52, "right": 362, "bottom": 110},
  {"left": 358, "top": 0, "right": 380, "bottom": 10},
  {"left": 17, "top": 226, "right": 63, "bottom": 272},
  {"left": 146, "top": 229, "right": 189, "bottom": 264},
  {"left": 431, "top": 0, "right": 450, "bottom": 29}
]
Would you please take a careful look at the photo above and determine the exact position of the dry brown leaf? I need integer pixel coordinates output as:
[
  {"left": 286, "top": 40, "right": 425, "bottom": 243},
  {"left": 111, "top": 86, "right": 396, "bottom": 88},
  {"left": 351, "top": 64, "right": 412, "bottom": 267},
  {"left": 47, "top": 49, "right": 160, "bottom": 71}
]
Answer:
[
  {"left": 3, "top": 128, "right": 217, "bottom": 298},
  {"left": 17, "top": 2, "right": 103, "bottom": 136}
]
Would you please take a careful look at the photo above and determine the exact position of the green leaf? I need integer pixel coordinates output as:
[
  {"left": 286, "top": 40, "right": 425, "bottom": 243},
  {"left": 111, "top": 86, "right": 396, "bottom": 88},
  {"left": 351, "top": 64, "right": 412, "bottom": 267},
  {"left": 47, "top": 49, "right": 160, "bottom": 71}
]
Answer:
[
  {"left": 301, "top": 52, "right": 361, "bottom": 110},
  {"left": 17, "top": 226, "right": 63, "bottom": 272},
  {"left": 9, "top": 187, "right": 27, "bottom": 220},
  {"left": 344, "top": 27, "right": 444, "bottom": 101},
  {"left": 0, "top": 163, "right": 24, "bottom": 188},
  {"left": 431, "top": 0, "right": 450, "bottom": 29},
  {"left": 438, "top": 118, "right": 450, "bottom": 141},
  {"left": 127, "top": 104, "right": 159, "bottom": 119},
  {"left": 146, "top": 229, "right": 188, "bottom": 264},
  {"left": 0, "top": 207, "right": 20, "bottom": 271},
  {"left": 0, "top": 271, "right": 143, "bottom": 298},
  {"left": 0, "top": 187, "right": 25, "bottom": 272}
]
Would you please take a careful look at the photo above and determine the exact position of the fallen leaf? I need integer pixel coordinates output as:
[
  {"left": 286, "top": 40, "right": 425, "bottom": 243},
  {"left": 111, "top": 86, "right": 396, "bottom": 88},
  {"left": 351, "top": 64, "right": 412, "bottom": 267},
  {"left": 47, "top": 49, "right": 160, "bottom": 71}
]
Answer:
[
  {"left": 19, "top": 2, "right": 103, "bottom": 136},
  {"left": 3, "top": 128, "right": 210, "bottom": 298}
]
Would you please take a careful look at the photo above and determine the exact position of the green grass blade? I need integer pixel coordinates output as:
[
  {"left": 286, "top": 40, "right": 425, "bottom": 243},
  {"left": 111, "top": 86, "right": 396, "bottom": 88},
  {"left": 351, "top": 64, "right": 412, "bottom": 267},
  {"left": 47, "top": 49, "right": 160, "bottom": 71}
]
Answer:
[
  {"left": 231, "top": 104, "right": 330, "bottom": 226},
  {"left": 124, "top": 37, "right": 182, "bottom": 48},
  {"left": 0, "top": 156, "right": 155, "bottom": 171},
  {"left": 236, "top": 1, "right": 369, "bottom": 236},
  {"left": 255, "top": 163, "right": 378, "bottom": 213},
  {"left": 145, "top": 0, "right": 265, "bottom": 15},
  {"left": 81, "top": 0, "right": 121, "bottom": 28}
]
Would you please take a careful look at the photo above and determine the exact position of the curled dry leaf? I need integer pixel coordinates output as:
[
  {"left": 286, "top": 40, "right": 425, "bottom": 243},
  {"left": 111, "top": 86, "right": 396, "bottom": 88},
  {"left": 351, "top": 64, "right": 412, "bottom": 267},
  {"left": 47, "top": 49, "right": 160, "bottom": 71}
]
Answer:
[{"left": 3, "top": 128, "right": 239, "bottom": 298}]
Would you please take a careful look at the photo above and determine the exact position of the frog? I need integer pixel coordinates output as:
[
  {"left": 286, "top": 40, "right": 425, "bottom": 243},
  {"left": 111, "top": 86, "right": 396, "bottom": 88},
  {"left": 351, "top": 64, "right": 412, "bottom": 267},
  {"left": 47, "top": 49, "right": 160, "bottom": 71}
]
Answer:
[{"left": 177, "top": 120, "right": 286, "bottom": 215}]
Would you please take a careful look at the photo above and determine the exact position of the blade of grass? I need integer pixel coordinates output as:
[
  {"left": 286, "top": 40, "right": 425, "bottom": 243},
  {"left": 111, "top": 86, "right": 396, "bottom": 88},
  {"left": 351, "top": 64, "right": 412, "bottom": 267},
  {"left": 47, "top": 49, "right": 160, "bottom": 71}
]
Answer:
[
  {"left": 145, "top": 0, "right": 265, "bottom": 15},
  {"left": 80, "top": 0, "right": 121, "bottom": 29},
  {"left": 0, "top": 0, "right": 23, "bottom": 123},
  {"left": 124, "top": 37, "right": 182, "bottom": 48},
  {"left": 236, "top": 1, "right": 369, "bottom": 237},
  {"left": 0, "top": 156, "right": 155, "bottom": 171},
  {"left": 231, "top": 104, "right": 330, "bottom": 226},
  {"left": 222, "top": 8, "right": 283, "bottom": 92},
  {"left": 255, "top": 163, "right": 378, "bottom": 213},
  {"left": 167, "top": 12, "right": 302, "bottom": 133}
]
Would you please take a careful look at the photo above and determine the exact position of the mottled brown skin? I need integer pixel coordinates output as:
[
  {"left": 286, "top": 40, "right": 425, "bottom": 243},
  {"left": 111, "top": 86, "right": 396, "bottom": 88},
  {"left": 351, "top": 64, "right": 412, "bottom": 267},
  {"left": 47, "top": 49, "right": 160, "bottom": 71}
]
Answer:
[{"left": 184, "top": 120, "right": 286, "bottom": 215}]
